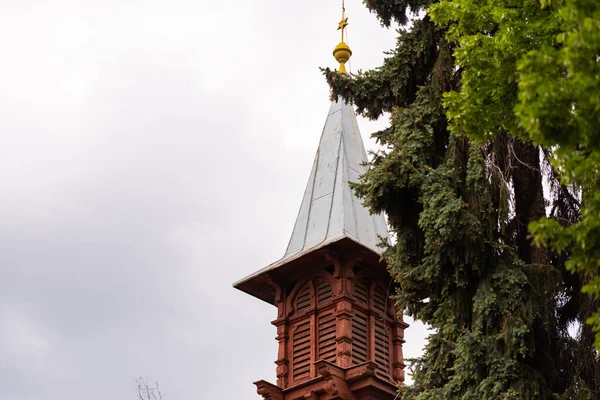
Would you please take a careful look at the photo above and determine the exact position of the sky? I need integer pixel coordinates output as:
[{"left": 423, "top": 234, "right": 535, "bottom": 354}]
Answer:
[{"left": 0, "top": 1, "right": 430, "bottom": 398}]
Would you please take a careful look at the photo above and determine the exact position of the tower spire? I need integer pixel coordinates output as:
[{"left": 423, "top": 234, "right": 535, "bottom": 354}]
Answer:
[
  {"left": 234, "top": 5, "right": 407, "bottom": 398},
  {"left": 333, "top": 0, "right": 352, "bottom": 73}
]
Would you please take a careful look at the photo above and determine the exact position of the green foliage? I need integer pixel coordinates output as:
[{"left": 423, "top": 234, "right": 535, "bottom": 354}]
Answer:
[
  {"left": 518, "top": 0, "right": 600, "bottom": 350},
  {"left": 517, "top": 0, "right": 600, "bottom": 150},
  {"left": 429, "top": 0, "right": 559, "bottom": 143},
  {"left": 324, "top": 0, "right": 600, "bottom": 397},
  {"left": 429, "top": 0, "right": 600, "bottom": 352}
]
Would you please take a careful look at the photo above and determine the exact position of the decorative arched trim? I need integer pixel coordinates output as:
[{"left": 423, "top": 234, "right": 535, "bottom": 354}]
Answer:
[
  {"left": 286, "top": 271, "right": 335, "bottom": 315},
  {"left": 286, "top": 278, "right": 311, "bottom": 315},
  {"left": 295, "top": 284, "right": 312, "bottom": 314}
]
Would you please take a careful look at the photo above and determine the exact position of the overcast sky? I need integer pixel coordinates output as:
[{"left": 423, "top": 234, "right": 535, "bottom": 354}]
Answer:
[{"left": 0, "top": 1, "right": 429, "bottom": 398}]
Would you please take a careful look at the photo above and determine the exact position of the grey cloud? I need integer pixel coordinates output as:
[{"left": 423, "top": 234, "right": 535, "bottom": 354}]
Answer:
[{"left": 0, "top": 1, "right": 429, "bottom": 399}]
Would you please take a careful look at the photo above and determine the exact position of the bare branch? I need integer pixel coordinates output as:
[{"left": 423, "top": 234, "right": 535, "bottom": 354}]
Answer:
[{"left": 136, "top": 377, "right": 164, "bottom": 400}]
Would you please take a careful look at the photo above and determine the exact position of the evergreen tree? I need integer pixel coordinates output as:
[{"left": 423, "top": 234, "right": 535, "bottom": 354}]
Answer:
[{"left": 323, "top": 0, "right": 599, "bottom": 398}]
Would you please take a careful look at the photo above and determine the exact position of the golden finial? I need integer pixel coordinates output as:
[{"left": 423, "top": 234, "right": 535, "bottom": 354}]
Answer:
[{"left": 333, "top": 0, "right": 352, "bottom": 74}]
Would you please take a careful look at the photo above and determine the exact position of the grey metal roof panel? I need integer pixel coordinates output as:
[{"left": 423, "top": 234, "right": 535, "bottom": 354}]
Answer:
[
  {"left": 233, "top": 98, "right": 389, "bottom": 292},
  {"left": 283, "top": 98, "right": 388, "bottom": 256}
]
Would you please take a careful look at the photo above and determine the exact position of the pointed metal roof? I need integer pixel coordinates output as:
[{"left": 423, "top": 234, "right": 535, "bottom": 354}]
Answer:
[
  {"left": 282, "top": 98, "right": 389, "bottom": 260},
  {"left": 233, "top": 99, "right": 389, "bottom": 298}
]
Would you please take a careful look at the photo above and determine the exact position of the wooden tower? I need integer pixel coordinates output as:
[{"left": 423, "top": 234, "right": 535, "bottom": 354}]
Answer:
[{"left": 233, "top": 9, "right": 408, "bottom": 399}]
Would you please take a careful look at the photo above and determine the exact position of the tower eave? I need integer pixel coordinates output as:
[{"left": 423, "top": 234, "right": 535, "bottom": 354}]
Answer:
[{"left": 233, "top": 234, "right": 387, "bottom": 306}]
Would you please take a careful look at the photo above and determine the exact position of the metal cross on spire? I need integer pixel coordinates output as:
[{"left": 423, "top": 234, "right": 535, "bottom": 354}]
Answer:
[
  {"left": 337, "top": 0, "right": 349, "bottom": 42},
  {"left": 333, "top": 0, "right": 352, "bottom": 73}
]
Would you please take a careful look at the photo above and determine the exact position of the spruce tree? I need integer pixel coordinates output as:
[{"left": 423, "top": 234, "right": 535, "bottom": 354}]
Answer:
[{"left": 323, "top": 0, "right": 599, "bottom": 398}]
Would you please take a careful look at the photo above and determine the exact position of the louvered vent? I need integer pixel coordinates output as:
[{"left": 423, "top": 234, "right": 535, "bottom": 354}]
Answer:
[
  {"left": 292, "top": 320, "right": 311, "bottom": 381},
  {"left": 352, "top": 312, "right": 368, "bottom": 364},
  {"left": 374, "top": 320, "right": 391, "bottom": 379},
  {"left": 316, "top": 279, "right": 332, "bottom": 305},
  {"left": 296, "top": 285, "right": 312, "bottom": 314},
  {"left": 374, "top": 285, "right": 387, "bottom": 314},
  {"left": 354, "top": 281, "right": 369, "bottom": 306},
  {"left": 317, "top": 313, "right": 336, "bottom": 363}
]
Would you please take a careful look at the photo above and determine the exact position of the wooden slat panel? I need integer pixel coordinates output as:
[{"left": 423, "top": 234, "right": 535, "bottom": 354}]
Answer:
[
  {"left": 354, "top": 281, "right": 369, "bottom": 306},
  {"left": 320, "top": 331, "right": 336, "bottom": 343},
  {"left": 294, "top": 346, "right": 311, "bottom": 358},
  {"left": 318, "top": 312, "right": 336, "bottom": 363},
  {"left": 296, "top": 285, "right": 311, "bottom": 313},
  {"left": 296, "top": 321, "right": 311, "bottom": 334},
  {"left": 293, "top": 320, "right": 311, "bottom": 381},
  {"left": 320, "top": 342, "right": 337, "bottom": 353},
  {"left": 374, "top": 285, "right": 387, "bottom": 314},
  {"left": 294, "top": 335, "right": 311, "bottom": 347},
  {"left": 374, "top": 319, "right": 390, "bottom": 379},
  {"left": 316, "top": 279, "right": 333, "bottom": 305},
  {"left": 352, "top": 312, "right": 368, "bottom": 364},
  {"left": 320, "top": 323, "right": 336, "bottom": 334}
]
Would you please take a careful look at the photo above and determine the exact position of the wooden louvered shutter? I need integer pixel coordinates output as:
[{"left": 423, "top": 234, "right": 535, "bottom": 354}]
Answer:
[
  {"left": 292, "top": 320, "right": 311, "bottom": 382},
  {"left": 374, "top": 320, "right": 391, "bottom": 379},
  {"left": 352, "top": 311, "right": 368, "bottom": 364},
  {"left": 317, "top": 312, "right": 336, "bottom": 363},
  {"left": 316, "top": 279, "right": 332, "bottom": 305},
  {"left": 295, "top": 285, "right": 311, "bottom": 314},
  {"left": 373, "top": 285, "right": 387, "bottom": 314},
  {"left": 354, "top": 280, "right": 369, "bottom": 306}
]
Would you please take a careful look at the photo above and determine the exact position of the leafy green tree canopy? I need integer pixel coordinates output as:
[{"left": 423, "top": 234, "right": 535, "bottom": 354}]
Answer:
[{"left": 429, "top": 0, "right": 600, "bottom": 350}]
